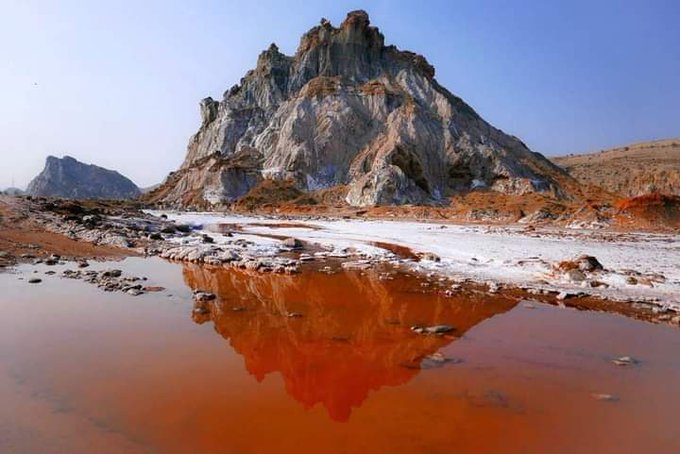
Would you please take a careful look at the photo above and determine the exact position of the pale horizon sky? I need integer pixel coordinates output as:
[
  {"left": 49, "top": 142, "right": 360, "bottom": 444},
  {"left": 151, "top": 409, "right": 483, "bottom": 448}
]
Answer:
[{"left": 1, "top": 0, "right": 679, "bottom": 189}]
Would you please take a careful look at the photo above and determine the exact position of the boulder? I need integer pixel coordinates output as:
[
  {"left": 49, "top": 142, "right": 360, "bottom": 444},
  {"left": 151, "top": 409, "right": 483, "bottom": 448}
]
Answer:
[
  {"left": 576, "top": 255, "right": 604, "bottom": 272},
  {"left": 282, "top": 237, "right": 303, "bottom": 249}
]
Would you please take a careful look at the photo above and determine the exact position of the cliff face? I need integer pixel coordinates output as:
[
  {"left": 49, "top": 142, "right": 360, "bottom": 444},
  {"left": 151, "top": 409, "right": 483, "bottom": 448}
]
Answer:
[
  {"left": 151, "top": 10, "right": 569, "bottom": 208},
  {"left": 26, "top": 156, "right": 140, "bottom": 200}
]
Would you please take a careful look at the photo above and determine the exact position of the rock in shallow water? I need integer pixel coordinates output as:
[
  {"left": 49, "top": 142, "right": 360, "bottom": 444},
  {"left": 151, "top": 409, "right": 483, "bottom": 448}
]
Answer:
[
  {"left": 591, "top": 393, "right": 619, "bottom": 402},
  {"left": 612, "top": 356, "right": 639, "bottom": 366},
  {"left": 419, "top": 352, "right": 463, "bottom": 369},
  {"left": 193, "top": 291, "right": 216, "bottom": 302},
  {"left": 410, "top": 324, "right": 455, "bottom": 335},
  {"left": 102, "top": 269, "right": 122, "bottom": 278}
]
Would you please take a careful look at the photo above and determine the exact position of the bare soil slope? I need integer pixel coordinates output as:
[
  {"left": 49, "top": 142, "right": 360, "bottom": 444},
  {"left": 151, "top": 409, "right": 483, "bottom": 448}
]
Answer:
[{"left": 552, "top": 139, "right": 680, "bottom": 197}]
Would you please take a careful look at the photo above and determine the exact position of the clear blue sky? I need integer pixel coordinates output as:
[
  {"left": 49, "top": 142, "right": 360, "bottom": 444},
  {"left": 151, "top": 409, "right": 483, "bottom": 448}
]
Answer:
[{"left": 1, "top": 0, "right": 679, "bottom": 189}]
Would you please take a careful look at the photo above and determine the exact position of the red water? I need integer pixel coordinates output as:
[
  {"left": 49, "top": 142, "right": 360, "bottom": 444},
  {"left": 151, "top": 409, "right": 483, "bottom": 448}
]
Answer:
[{"left": 0, "top": 258, "right": 678, "bottom": 453}]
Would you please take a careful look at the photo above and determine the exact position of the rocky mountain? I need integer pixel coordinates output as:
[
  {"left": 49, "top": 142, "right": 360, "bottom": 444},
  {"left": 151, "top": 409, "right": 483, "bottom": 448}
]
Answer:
[
  {"left": 149, "top": 10, "right": 570, "bottom": 208},
  {"left": 26, "top": 156, "right": 141, "bottom": 200},
  {"left": 553, "top": 139, "right": 680, "bottom": 197}
]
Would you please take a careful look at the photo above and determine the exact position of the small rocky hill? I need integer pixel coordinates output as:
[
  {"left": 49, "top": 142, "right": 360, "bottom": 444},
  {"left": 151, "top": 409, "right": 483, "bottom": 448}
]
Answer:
[
  {"left": 26, "top": 156, "right": 141, "bottom": 200},
  {"left": 2, "top": 187, "right": 24, "bottom": 196},
  {"left": 148, "top": 10, "right": 572, "bottom": 208},
  {"left": 553, "top": 139, "right": 680, "bottom": 197}
]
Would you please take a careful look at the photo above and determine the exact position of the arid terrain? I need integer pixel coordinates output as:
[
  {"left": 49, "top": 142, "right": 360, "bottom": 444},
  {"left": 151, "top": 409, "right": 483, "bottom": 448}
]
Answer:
[
  {"left": 553, "top": 139, "right": 680, "bottom": 196},
  {"left": 2, "top": 7, "right": 679, "bottom": 454},
  {"left": 1, "top": 193, "right": 679, "bottom": 453}
]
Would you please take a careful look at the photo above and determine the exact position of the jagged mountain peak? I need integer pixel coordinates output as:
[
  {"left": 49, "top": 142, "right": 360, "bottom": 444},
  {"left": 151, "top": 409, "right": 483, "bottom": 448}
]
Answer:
[{"left": 150, "top": 10, "right": 571, "bottom": 208}]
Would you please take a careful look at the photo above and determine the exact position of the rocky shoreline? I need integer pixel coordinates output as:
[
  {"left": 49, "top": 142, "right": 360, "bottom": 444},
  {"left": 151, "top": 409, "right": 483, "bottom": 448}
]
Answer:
[{"left": 1, "top": 197, "right": 679, "bottom": 327}]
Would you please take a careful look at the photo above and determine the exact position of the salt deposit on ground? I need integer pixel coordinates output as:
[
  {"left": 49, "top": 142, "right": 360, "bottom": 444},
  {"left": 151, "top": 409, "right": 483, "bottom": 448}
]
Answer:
[{"left": 157, "top": 212, "right": 680, "bottom": 307}]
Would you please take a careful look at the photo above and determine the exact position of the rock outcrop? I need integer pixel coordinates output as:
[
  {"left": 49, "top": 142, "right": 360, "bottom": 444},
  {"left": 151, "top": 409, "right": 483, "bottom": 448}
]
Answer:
[
  {"left": 27, "top": 156, "right": 141, "bottom": 200},
  {"left": 150, "top": 10, "right": 569, "bottom": 208}
]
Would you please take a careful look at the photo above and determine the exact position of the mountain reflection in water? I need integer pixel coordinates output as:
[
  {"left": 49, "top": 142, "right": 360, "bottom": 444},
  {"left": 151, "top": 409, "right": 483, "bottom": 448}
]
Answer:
[{"left": 182, "top": 263, "right": 517, "bottom": 421}]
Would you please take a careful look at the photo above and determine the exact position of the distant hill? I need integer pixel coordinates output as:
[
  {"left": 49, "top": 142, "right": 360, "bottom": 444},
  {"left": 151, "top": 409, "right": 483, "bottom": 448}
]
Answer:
[
  {"left": 2, "top": 187, "right": 25, "bottom": 196},
  {"left": 552, "top": 139, "right": 680, "bottom": 196},
  {"left": 26, "top": 156, "right": 141, "bottom": 200},
  {"left": 141, "top": 183, "right": 161, "bottom": 194}
]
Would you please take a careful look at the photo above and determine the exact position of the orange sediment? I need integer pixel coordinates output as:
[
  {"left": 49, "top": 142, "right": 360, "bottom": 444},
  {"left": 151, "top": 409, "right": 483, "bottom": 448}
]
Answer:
[{"left": 0, "top": 258, "right": 678, "bottom": 453}]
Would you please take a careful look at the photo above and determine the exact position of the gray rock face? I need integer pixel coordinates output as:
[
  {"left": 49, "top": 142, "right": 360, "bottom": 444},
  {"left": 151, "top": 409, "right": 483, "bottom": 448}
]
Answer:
[
  {"left": 153, "top": 10, "right": 569, "bottom": 207},
  {"left": 27, "top": 156, "right": 141, "bottom": 200}
]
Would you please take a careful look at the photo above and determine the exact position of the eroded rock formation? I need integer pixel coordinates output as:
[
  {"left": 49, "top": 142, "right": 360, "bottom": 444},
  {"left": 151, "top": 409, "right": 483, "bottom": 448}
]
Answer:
[{"left": 150, "top": 10, "right": 569, "bottom": 207}]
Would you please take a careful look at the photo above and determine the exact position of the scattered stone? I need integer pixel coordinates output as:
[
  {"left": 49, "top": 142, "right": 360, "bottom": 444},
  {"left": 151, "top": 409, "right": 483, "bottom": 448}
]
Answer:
[
  {"left": 576, "top": 255, "right": 603, "bottom": 272},
  {"left": 77, "top": 261, "right": 89, "bottom": 268},
  {"left": 419, "top": 252, "right": 441, "bottom": 262},
  {"left": 556, "top": 291, "right": 572, "bottom": 301},
  {"left": 28, "top": 278, "right": 42, "bottom": 284},
  {"left": 282, "top": 237, "right": 303, "bottom": 249},
  {"left": 193, "top": 291, "right": 216, "bottom": 302},
  {"left": 298, "top": 253, "right": 314, "bottom": 261},
  {"left": 20, "top": 253, "right": 36, "bottom": 259},
  {"left": 612, "top": 356, "right": 638, "bottom": 366},
  {"left": 411, "top": 324, "right": 455, "bottom": 335},
  {"left": 589, "top": 280, "right": 609, "bottom": 288},
  {"left": 420, "top": 352, "right": 462, "bottom": 369},
  {"left": 142, "top": 286, "right": 165, "bottom": 292},
  {"left": 160, "top": 225, "right": 177, "bottom": 234},
  {"left": 591, "top": 393, "right": 619, "bottom": 402},
  {"left": 175, "top": 224, "right": 193, "bottom": 233},
  {"left": 44, "top": 270, "right": 56, "bottom": 275},
  {"left": 341, "top": 260, "right": 373, "bottom": 270},
  {"left": 287, "top": 312, "right": 303, "bottom": 318},
  {"left": 102, "top": 269, "right": 122, "bottom": 278},
  {"left": 192, "top": 306, "right": 210, "bottom": 315},
  {"left": 566, "top": 269, "right": 586, "bottom": 282},
  {"left": 201, "top": 234, "right": 214, "bottom": 244}
]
